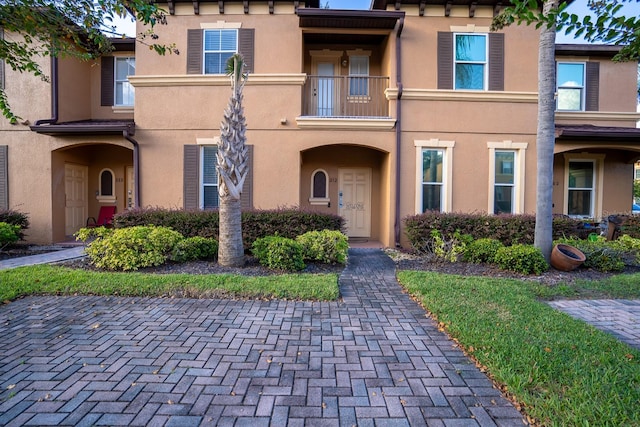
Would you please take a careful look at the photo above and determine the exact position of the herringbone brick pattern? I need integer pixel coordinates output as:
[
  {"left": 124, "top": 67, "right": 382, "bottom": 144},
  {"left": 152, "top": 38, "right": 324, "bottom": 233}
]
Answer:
[{"left": 0, "top": 249, "right": 525, "bottom": 426}]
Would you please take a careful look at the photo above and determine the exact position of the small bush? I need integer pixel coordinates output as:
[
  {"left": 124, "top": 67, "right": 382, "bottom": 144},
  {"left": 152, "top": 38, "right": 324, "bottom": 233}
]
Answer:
[
  {"left": 428, "top": 230, "right": 472, "bottom": 262},
  {"left": 0, "top": 222, "right": 20, "bottom": 248},
  {"left": 555, "top": 237, "right": 626, "bottom": 272},
  {"left": 0, "top": 209, "right": 29, "bottom": 240},
  {"left": 463, "top": 238, "right": 504, "bottom": 264},
  {"left": 84, "top": 225, "right": 183, "bottom": 271},
  {"left": 494, "top": 244, "right": 549, "bottom": 275},
  {"left": 296, "top": 230, "right": 348, "bottom": 265},
  {"left": 171, "top": 236, "right": 218, "bottom": 262},
  {"left": 252, "top": 236, "right": 305, "bottom": 271}
]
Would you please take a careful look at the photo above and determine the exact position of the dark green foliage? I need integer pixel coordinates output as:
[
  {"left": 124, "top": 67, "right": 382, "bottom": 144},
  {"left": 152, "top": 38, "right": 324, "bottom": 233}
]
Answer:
[
  {"left": 171, "top": 236, "right": 218, "bottom": 262},
  {"left": 0, "top": 209, "right": 29, "bottom": 240},
  {"left": 296, "top": 230, "right": 349, "bottom": 265},
  {"left": 404, "top": 212, "right": 586, "bottom": 252},
  {"left": 0, "top": 222, "right": 20, "bottom": 247},
  {"left": 251, "top": 236, "right": 306, "bottom": 271},
  {"left": 494, "top": 244, "right": 549, "bottom": 275},
  {"left": 555, "top": 238, "right": 626, "bottom": 272},
  {"left": 114, "top": 207, "right": 344, "bottom": 251},
  {"left": 463, "top": 238, "right": 505, "bottom": 264},
  {"left": 620, "top": 214, "right": 640, "bottom": 239}
]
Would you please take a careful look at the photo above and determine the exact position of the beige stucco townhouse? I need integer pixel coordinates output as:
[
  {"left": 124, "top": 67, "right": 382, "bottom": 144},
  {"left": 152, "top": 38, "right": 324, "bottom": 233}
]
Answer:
[{"left": 1, "top": 0, "right": 639, "bottom": 246}]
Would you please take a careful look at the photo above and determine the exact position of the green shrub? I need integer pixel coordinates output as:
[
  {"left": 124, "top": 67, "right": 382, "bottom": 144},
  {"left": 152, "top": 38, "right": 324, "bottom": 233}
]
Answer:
[
  {"left": 463, "top": 238, "right": 504, "bottom": 264},
  {"left": 75, "top": 226, "right": 113, "bottom": 242},
  {"left": 252, "top": 236, "right": 305, "bottom": 271},
  {"left": 114, "top": 207, "right": 344, "bottom": 251},
  {"left": 296, "top": 230, "right": 348, "bottom": 265},
  {"left": 0, "top": 209, "right": 29, "bottom": 240},
  {"left": 404, "top": 211, "right": 586, "bottom": 252},
  {"left": 428, "top": 229, "right": 472, "bottom": 262},
  {"left": 84, "top": 225, "right": 183, "bottom": 271},
  {"left": 171, "top": 236, "right": 218, "bottom": 262},
  {"left": 555, "top": 237, "right": 626, "bottom": 272},
  {"left": 494, "top": 244, "right": 549, "bottom": 275},
  {"left": 0, "top": 222, "right": 20, "bottom": 248}
]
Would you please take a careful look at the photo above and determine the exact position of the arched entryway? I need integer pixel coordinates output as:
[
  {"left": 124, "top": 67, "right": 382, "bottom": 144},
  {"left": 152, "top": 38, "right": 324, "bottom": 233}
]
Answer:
[
  {"left": 300, "top": 144, "right": 390, "bottom": 244},
  {"left": 51, "top": 143, "right": 133, "bottom": 242}
]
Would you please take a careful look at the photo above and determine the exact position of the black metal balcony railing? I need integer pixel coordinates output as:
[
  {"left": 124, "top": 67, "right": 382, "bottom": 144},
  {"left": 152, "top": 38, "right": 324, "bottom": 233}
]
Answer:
[{"left": 302, "top": 76, "right": 390, "bottom": 118}]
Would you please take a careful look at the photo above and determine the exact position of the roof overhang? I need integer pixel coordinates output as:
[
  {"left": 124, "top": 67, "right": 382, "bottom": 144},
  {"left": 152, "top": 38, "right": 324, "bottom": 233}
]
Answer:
[
  {"left": 555, "top": 44, "right": 622, "bottom": 58},
  {"left": 556, "top": 124, "right": 640, "bottom": 141},
  {"left": 30, "top": 120, "right": 135, "bottom": 136},
  {"left": 109, "top": 37, "right": 136, "bottom": 52},
  {"left": 155, "top": 0, "right": 320, "bottom": 15}
]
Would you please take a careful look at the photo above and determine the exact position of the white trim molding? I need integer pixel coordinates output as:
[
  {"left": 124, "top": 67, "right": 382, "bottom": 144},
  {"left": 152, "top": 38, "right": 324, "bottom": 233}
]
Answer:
[
  {"left": 487, "top": 141, "right": 528, "bottom": 214},
  {"left": 200, "top": 21, "right": 242, "bottom": 29},
  {"left": 555, "top": 111, "right": 640, "bottom": 122},
  {"left": 386, "top": 88, "right": 538, "bottom": 103},
  {"left": 129, "top": 74, "right": 307, "bottom": 87},
  {"left": 414, "top": 139, "right": 455, "bottom": 213},
  {"left": 295, "top": 117, "right": 396, "bottom": 130}
]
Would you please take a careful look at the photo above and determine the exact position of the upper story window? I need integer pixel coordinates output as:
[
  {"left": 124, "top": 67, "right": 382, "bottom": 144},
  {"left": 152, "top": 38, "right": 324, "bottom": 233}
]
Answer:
[
  {"left": 454, "top": 34, "right": 487, "bottom": 90},
  {"left": 349, "top": 55, "right": 369, "bottom": 96},
  {"left": 115, "top": 57, "right": 135, "bottom": 106},
  {"left": 557, "top": 62, "right": 585, "bottom": 111},
  {"left": 204, "top": 29, "right": 238, "bottom": 74}
]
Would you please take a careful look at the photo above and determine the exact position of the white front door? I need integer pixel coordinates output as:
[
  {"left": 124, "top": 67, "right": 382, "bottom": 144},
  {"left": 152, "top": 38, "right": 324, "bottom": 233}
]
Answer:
[
  {"left": 339, "top": 168, "right": 371, "bottom": 238},
  {"left": 126, "top": 166, "right": 135, "bottom": 209},
  {"left": 317, "top": 62, "right": 335, "bottom": 116},
  {"left": 65, "top": 164, "right": 88, "bottom": 236}
]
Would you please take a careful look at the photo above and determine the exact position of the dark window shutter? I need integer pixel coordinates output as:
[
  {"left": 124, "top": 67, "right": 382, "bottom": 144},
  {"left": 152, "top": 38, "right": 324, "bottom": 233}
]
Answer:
[
  {"left": 0, "top": 145, "right": 7, "bottom": 210},
  {"left": 241, "top": 145, "right": 253, "bottom": 211},
  {"left": 184, "top": 145, "right": 200, "bottom": 209},
  {"left": 238, "top": 28, "right": 255, "bottom": 73},
  {"left": 437, "top": 32, "right": 453, "bottom": 90},
  {"left": 187, "top": 29, "right": 203, "bottom": 74},
  {"left": 585, "top": 61, "right": 600, "bottom": 111},
  {"left": 488, "top": 33, "right": 504, "bottom": 91},
  {"left": 100, "top": 56, "right": 114, "bottom": 106}
]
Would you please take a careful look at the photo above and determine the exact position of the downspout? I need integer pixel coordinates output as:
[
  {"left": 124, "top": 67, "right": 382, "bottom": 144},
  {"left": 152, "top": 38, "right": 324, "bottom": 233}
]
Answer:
[
  {"left": 34, "top": 56, "right": 59, "bottom": 125},
  {"left": 394, "top": 15, "right": 404, "bottom": 247},
  {"left": 123, "top": 130, "right": 141, "bottom": 208}
]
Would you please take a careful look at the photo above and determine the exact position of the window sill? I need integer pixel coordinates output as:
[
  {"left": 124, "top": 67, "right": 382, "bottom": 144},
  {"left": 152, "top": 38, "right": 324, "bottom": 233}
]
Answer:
[
  {"left": 309, "top": 198, "right": 330, "bottom": 206},
  {"left": 97, "top": 196, "right": 117, "bottom": 203},
  {"left": 112, "top": 106, "right": 134, "bottom": 114}
]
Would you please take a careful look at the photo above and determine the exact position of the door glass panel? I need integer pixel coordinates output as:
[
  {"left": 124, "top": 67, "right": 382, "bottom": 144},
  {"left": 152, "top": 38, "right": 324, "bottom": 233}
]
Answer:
[{"left": 317, "top": 62, "right": 334, "bottom": 116}]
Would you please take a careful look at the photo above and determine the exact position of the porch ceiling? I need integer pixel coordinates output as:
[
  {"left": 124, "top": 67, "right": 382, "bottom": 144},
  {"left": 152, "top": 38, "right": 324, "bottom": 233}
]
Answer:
[
  {"left": 556, "top": 124, "right": 640, "bottom": 141},
  {"left": 30, "top": 120, "right": 135, "bottom": 136}
]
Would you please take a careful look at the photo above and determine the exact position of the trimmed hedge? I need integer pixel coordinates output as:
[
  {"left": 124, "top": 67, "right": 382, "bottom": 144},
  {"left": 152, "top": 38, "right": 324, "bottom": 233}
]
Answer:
[
  {"left": 114, "top": 207, "right": 345, "bottom": 251},
  {"left": 252, "top": 236, "right": 306, "bottom": 271},
  {"left": 405, "top": 211, "right": 590, "bottom": 252},
  {"left": 0, "top": 209, "right": 29, "bottom": 240}
]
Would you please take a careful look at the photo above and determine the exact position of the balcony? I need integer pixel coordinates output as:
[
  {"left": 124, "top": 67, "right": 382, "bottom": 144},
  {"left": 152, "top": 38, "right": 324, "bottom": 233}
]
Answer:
[{"left": 302, "top": 76, "right": 390, "bottom": 118}]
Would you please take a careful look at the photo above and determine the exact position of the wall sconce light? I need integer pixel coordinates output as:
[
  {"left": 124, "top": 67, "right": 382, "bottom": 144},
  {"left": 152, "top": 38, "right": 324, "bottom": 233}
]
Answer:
[{"left": 341, "top": 59, "right": 348, "bottom": 67}]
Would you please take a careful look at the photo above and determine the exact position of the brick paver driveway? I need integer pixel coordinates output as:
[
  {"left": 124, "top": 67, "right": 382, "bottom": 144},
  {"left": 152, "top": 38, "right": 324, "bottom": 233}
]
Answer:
[{"left": 0, "top": 249, "right": 524, "bottom": 426}]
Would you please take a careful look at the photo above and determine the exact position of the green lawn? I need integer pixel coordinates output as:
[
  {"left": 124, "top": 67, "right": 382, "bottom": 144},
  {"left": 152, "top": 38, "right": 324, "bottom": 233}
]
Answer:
[
  {"left": 0, "top": 265, "right": 339, "bottom": 302},
  {"left": 398, "top": 270, "right": 640, "bottom": 426}
]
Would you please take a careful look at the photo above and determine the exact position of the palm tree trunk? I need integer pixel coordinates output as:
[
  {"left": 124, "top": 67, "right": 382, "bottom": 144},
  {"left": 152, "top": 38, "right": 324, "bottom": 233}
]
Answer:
[
  {"left": 534, "top": 0, "right": 558, "bottom": 262},
  {"left": 218, "top": 195, "right": 244, "bottom": 266}
]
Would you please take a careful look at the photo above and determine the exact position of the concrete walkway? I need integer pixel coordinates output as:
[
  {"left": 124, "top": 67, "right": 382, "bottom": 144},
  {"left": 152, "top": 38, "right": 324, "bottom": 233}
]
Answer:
[
  {"left": 0, "top": 246, "right": 86, "bottom": 270},
  {"left": 0, "top": 249, "right": 526, "bottom": 426},
  {"left": 548, "top": 299, "right": 640, "bottom": 350}
]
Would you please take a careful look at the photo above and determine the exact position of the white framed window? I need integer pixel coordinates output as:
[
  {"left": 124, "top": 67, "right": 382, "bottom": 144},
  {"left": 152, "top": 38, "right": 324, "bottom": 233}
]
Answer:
[
  {"left": 204, "top": 29, "right": 238, "bottom": 74},
  {"left": 415, "top": 139, "right": 455, "bottom": 213},
  {"left": 349, "top": 55, "right": 369, "bottom": 97},
  {"left": 200, "top": 146, "right": 219, "bottom": 209},
  {"left": 454, "top": 33, "right": 487, "bottom": 90},
  {"left": 309, "top": 169, "right": 330, "bottom": 205},
  {"left": 115, "top": 57, "right": 135, "bottom": 106},
  {"left": 487, "top": 141, "right": 527, "bottom": 215},
  {"left": 557, "top": 62, "right": 585, "bottom": 111},
  {"left": 564, "top": 154, "right": 605, "bottom": 219},
  {"left": 97, "top": 168, "right": 116, "bottom": 203}
]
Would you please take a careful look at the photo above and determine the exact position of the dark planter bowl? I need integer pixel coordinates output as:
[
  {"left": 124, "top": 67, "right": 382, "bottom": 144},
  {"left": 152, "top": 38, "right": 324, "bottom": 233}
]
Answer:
[{"left": 550, "top": 244, "right": 586, "bottom": 272}]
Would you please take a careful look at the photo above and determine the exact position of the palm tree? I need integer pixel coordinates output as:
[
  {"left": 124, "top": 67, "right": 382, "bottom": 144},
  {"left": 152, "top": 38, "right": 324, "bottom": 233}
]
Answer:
[
  {"left": 217, "top": 53, "right": 249, "bottom": 267},
  {"left": 533, "top": 0, "right": 558, "bottom": 262}
]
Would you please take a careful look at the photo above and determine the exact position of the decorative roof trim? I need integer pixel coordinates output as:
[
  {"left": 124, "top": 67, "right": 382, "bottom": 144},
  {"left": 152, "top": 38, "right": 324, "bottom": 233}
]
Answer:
[{"left": 30, "top": 121, "right": 135, "bottom": 136}]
